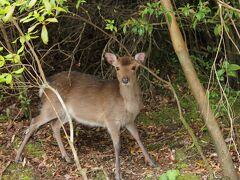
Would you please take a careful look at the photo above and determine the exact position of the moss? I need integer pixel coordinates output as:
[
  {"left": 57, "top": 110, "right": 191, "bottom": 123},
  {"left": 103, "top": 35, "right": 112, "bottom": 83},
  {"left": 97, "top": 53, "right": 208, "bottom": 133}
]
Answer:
[
  {"left": 138, "top": 108, "right": 179, "bottom": 126},
  {"left": 177, "top": 173, "right": 201, "bottom": 180},
  {"left": 176, "top": 162, "right": 188, "bottom": 169},
  {"left": 139, "top": 93, "right": 202, "bottom": 126},
  {"left": 2, "top": 164, "right": 34, "bottom": 180},
  {"left": 26, "top": 142, "right": 45, "bottom": 157},
  {"left": 175, "top": 148, "right": 187, "bottom": 162}
]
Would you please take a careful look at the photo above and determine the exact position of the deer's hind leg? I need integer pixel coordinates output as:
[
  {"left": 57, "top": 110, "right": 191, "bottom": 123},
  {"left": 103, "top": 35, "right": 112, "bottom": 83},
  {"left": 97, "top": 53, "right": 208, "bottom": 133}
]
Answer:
[
  {"left": 51, "top": 117, "right": 70, "bottom": 162},
  {"left": 15, "top": 99, "right": 63, "bottom": 162}
]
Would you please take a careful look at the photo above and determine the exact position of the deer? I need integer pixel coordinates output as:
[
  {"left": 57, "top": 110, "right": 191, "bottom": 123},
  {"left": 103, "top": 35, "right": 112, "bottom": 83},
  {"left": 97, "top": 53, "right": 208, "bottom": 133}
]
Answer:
[{"left": 15, "top": 52, "right": 156, "bottom": 180}]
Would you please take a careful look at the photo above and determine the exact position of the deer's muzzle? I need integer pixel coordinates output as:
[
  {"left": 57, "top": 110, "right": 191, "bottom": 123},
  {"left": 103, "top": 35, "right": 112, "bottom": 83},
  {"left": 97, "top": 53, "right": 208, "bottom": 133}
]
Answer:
[{"left": 122, "top": 77, "right": 129, "bottom": 84}]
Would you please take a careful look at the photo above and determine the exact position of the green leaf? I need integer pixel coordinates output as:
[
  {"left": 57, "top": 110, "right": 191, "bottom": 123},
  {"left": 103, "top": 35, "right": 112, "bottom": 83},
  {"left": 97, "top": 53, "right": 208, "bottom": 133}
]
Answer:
[
  {"left": 5, "top": 73, "right": 12, "bottom": 84},
  {"left": 41, "top": 25, "right": 48, "bottom": 44},
  {"left": 28, "top": 23, "right": 40, "bottom": 33},
  {"left": 2, "top": 5, "right": 15, "bottom": 22},
  {"left": 54, "top": 7, "right": 67, "bottom": 13},
  {"left": 166, "top": 12, "right": 172, "bottom": 25},
  {"left": 113, "top": 26, "right": 117, "bottom": 32},
  {"left": 25, "top": 33, "right": 31, "bottom": 41},
  {"left": 166, "top": 169, "right": 180, "bottom": 180},
  {"left": 20, "top": 12, "right": 33, "bottom": 22},
  {"left": 15, "top": 0, "right": 27, "bottom": 6},
  {"left": 0, "top": 0, "right": 10, "bottom": 6},
  {"left": 0, "top": 56, "right": 5, "bottom": 67},
  {"left": 76, "top": 0, "right": 86, "bottom": 9},
  {"left": 214, "top": 24, "right": 222, "bottom": 36},
  {"left": 0, "top": 47, "right": 3, "bottom": 51},
  {"left": 45, "top": 18, "right": 58, "bottom": 23},
  {"left": 22, "top": 17, "right": 35, "bottom": 23},
  {"left": 132, "top": 26, "right": 138, "bottom": 33},
  {"left": 17, "top": 45, "right": 25, "bottom": 54},
  {"left": 13, "top": 54, "right": 21, "bottom": 63},
  {"left": 28, "top": 0, "right": 37, "bottom": 9},
  {"left": 123, "top": 25, "right": 127, "bottom": 34},
  {"left": 138, "top": 28, "right": 144, "bottom": 36},
  {"left": 29, "top": 35, "right": 39, "bottom": 39},
  {"left": 181, "top": 4, "right": 191, "bottom": 16},
  {"left": 228, "top": 64, "right": 240, "bottom": 71},
  {"left": 147, "top": 24, "right": 153, "bottom": 34},
  {"left": 33, "top": 10, "right": 40, "bottom": 18},
  {"left": 0, "top": 74, "right": 7, "bottom": 83},
  {"left": 223, "top": 61, "right": 229, "bottom": 69},
  {"left": 195, "top": 12, "right": 203, "bottom": 20},
  {"left": 227, "top": 71, "right": 237, "bottom": 77},
  {"left": 13, "top": 67, "right": 25, "bottom": 74},
  {"left": 4, "top": 53, "right": 14, "bottom": 60},
  {"left": 50, "top": 0, "right": 56, "bottom": 7},
  {"left": 43, "top": 0, "right": 51, "bottom": 13},
  {"left": 37, "top": 15, "right": 45, "bottom": 22},
  {"left": 217, "top": 69, "right": 225, "bottom": 78},
  {"left": 159, "top": 173, "right": 168, "bottom": 180}
]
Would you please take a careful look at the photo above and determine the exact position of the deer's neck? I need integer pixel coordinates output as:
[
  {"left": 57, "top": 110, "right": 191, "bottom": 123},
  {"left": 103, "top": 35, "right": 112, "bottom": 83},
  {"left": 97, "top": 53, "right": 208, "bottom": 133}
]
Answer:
[{"left": 119, "top": 80, "right": 142, "bottom": 114}]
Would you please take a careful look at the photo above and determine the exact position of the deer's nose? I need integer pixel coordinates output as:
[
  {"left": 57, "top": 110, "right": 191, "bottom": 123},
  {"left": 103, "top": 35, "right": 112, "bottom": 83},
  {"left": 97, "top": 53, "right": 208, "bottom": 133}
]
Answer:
[{"left": 122, "top": 76, "right": 129, "bottom": 84}]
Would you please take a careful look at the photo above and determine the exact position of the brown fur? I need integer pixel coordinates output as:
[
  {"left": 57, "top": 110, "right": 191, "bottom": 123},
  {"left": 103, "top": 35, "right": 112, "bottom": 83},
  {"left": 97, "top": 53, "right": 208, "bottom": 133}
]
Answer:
[{"left": 118, "top": 56, "right": 133, "bottom": 66}]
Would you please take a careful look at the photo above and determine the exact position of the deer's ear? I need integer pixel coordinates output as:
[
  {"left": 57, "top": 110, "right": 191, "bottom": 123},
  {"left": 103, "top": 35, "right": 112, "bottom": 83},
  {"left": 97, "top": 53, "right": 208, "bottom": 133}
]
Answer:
[
  {"left": 134, "top": 52, "right": 145, "bottom": 64},
  {"left": 105, "top": 53, "right": 117, "bottom": 66}
]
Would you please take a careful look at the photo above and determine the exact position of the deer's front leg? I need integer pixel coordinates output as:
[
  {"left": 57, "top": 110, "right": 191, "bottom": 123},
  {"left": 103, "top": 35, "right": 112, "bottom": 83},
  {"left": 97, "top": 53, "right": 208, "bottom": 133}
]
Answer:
[
  {"left": 107, "top": 122, "right": 121, "bottom": 180},
  {"left": 126, "top": 122, "right": 157, "bottom": 167}
]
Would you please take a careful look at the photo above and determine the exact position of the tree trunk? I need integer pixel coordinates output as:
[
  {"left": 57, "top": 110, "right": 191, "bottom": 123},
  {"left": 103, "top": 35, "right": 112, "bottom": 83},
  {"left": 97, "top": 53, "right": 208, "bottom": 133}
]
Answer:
[{"left": 160, "top": 0, "right": 238, "bottom": 179}]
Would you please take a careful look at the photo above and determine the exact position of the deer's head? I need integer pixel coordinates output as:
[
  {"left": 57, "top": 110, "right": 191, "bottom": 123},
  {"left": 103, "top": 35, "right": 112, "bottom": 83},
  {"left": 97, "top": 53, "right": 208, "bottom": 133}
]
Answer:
[{"left": 105, "top": 53, "right": 145, "bottom": 86}]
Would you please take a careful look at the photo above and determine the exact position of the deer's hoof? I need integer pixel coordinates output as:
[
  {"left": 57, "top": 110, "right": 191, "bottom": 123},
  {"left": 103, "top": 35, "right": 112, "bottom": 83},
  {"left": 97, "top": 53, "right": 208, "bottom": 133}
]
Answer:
[
  {"left": 115, "top": 174, "right": 122, "bottom": 180},
  {"left": 149, "top": 159, "right": 158, "bottom": 168},
  {"left": 15, "top": 156, "right": 23, "bottom": 163}
]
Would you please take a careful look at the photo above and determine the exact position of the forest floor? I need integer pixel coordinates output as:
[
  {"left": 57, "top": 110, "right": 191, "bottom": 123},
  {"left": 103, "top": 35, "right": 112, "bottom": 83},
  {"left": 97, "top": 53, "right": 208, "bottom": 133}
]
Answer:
[{"left": 0, "top": 90, "right": 240, "bottom": 180}]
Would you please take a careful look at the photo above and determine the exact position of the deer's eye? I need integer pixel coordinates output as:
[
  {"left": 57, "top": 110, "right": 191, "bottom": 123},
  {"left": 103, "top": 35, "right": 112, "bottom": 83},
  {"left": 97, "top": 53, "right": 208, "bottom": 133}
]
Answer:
[
  {"left": 131, "top": 66, "right": 136, "bottom": 71},
  {"left": 116, "top": 67, "right": 120, "bottom": 71}
]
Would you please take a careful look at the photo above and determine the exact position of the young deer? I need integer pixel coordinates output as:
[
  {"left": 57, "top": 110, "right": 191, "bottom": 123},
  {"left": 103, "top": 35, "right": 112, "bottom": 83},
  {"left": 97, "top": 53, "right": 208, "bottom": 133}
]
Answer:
[{"left": 15, "top": 53, "right": 156, "bottom": 179}]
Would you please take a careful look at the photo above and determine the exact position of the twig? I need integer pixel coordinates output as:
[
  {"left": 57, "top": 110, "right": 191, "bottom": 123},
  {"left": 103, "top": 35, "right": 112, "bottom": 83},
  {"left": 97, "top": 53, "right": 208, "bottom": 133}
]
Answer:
[
  {"left": 0, "top": 22, "right": 13, "bottom": 53},
  {"left": 217, "top": 0, "right": 240, "bottom": 13}
]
